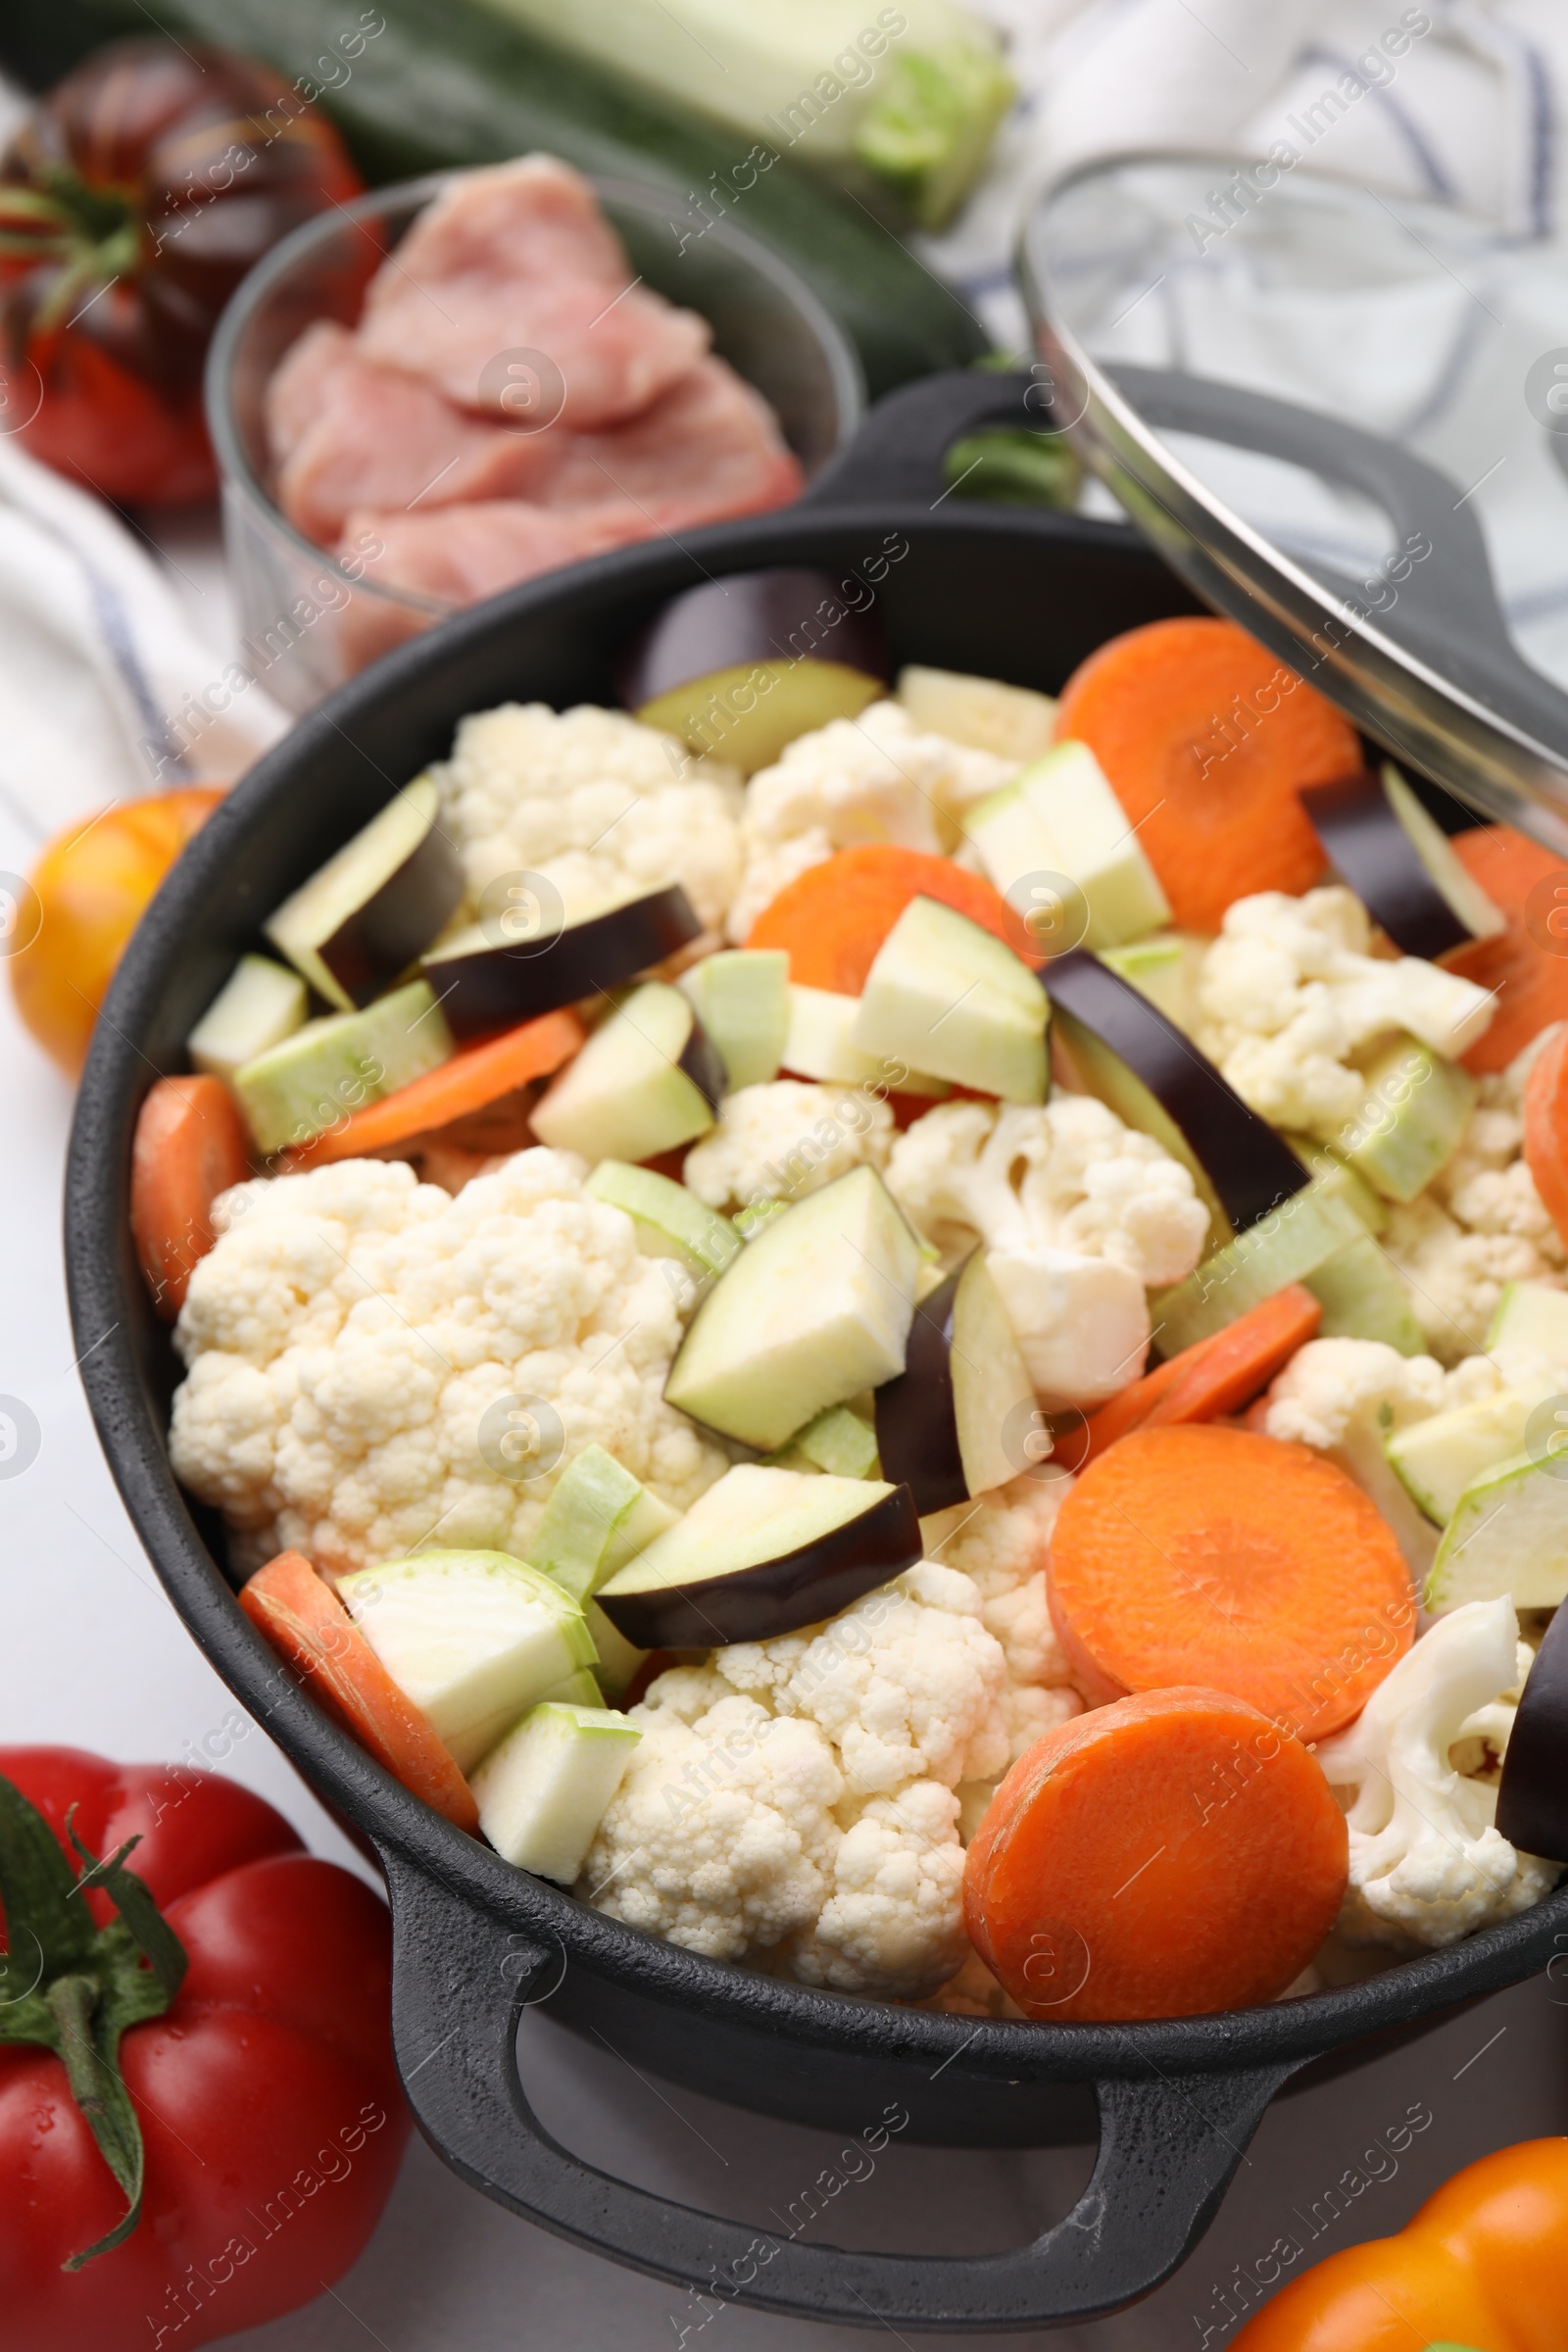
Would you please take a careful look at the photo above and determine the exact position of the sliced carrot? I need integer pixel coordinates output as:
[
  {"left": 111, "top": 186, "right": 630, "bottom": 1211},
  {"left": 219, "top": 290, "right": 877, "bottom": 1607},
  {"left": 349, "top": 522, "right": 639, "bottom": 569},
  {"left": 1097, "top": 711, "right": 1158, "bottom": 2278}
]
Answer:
[
  {"left": 130, "top": 1073, "right": 252, "bottom": 1323},
  {"left": 1523, "top": 1021, "right": 1568, "bottom": 1245},
  {"left": 1446, "top": 823, "right": 1568, "bottom": 1071},
  {"left": 1047, "top": 1425, "right": 1413, "bottom": 1740},
  {"left": 1075, "top": 1351, "right": 1196, "bottom": 1467},
  {"left": 1144, "top": 1284, "right": 1322, "bottom": 1428},
  {"left": 285, "top": 1005, "right": 584, "bottom": 1169},
  {"left": 1076, "top": 1287, "right": 1321, "bottom": 1464},
  {"left": 745, "top": 845, "right": 1037, "bottom": 992},
  {"left": 1053, "top": 616, "right": 1359, "bottom": 931},
  {"left": 962, "top": 1686, "right": 1348, "bottom": 2021},
  {"left": 239, "top": 1550, "right": 478, "bottom": 1833}
]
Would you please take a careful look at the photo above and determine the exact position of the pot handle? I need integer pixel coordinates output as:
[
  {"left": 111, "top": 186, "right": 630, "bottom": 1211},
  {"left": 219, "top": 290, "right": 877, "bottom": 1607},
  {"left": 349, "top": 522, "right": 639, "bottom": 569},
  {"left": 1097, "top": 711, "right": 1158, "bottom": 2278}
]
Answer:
[
  {"left": 383, "top": 1854, "right": 1295, "bottom": 2331},
  {"left": 801, "top": 368, "right": 1052, "bottom": 509}
]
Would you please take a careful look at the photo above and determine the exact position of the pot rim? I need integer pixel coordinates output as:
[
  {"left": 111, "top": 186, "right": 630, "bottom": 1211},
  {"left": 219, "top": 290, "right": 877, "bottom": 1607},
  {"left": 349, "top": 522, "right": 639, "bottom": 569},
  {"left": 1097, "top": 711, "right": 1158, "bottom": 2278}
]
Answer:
[{"left": 67, "top": 499, "right": 1568, "bottom": 2086}]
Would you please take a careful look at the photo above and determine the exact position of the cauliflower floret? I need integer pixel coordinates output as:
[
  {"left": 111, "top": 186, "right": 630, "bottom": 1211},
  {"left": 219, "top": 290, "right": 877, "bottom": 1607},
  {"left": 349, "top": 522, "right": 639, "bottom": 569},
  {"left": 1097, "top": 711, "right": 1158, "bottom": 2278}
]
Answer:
[
  {"left": 885, "top": 1096, "right": 1207, "bottom": 1406},
  {"left": 1197, "top": 886, "right": 1494, "bottom": 1135},
  {"left": 718, "top": 1561, "right": 1010, "bottom": 1794},
  {"left": 1315, "top": 1599, "right": 1561, "bottom": 1948},
  {"left": 585, "top": 1687, "right": 844, "bottom": 1962},
  {"left": 170, "top": 1150, "right": 726, "bottom": 1576},
  {"left": 682, "top": 1079, "right": 894, "bottom": 1215},
  {"left": 726, "top": 701, "right": 1014, "bottom": 939},
  {"left": 433, "top": 701, "right": 743, "bottom": 933},
  {"left": 584, "top": 1477, "right": 1098, "bottom": 1999},
  {"left": 1256, "top": 1335, "right": 1514, "bottom": 1578},
  {"left": 791, "top": 1784, "right": 969, "bottom": 1997},
  {"left": 1383, "top": 1036, "right": 1567, "bottom": 1361}
]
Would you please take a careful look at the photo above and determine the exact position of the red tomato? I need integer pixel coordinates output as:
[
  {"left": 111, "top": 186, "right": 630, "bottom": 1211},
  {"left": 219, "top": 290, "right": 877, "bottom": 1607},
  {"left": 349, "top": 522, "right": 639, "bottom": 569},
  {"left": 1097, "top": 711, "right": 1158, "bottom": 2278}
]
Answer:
[
  {"left": 0, "top": 41, "right": 363, "bottom": 504},
  {"left": 10, "top": 785, "right": 224, "bottom": 1075},
  {"left": 0, "top": 1748, "right": 410, "bottom": 2350}
]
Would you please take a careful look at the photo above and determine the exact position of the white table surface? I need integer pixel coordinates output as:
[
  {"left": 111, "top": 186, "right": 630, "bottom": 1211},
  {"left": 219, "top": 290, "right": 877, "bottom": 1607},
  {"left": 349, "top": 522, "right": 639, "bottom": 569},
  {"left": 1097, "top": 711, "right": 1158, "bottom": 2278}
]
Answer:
[{"left": 1, "top": 511, "right": 1563, "bottom": 2352}]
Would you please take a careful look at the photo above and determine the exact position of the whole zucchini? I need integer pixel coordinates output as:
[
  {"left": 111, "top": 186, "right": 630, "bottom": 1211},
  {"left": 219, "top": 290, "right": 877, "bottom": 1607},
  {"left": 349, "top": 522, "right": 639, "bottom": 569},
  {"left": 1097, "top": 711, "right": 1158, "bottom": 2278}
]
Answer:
[{"left": 0, "top": 0, "right": 988, "bottom": 394}]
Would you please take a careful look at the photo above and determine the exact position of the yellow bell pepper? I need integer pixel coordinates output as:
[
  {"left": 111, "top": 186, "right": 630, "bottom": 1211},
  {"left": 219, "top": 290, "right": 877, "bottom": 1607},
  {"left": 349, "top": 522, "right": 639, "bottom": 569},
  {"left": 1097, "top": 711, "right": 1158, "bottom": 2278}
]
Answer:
[{"left": 1231, "top": 2137, "right": 1567, "bottom": 2350}]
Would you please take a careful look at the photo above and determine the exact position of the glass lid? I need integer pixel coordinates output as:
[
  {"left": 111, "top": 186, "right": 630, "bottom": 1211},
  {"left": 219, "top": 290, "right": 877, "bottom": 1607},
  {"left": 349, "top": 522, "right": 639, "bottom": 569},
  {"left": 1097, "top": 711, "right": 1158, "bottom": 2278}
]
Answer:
[{"left": 1020, "top": 156, "right": 1568, "bottom": 855}]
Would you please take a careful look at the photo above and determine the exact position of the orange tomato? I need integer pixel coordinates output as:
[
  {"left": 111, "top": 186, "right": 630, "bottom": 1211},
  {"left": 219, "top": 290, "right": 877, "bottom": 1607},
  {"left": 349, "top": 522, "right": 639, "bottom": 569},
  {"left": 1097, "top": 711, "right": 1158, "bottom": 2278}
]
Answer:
[{"left": 9, "top": 786, "right": 222, "bottom": 1075}]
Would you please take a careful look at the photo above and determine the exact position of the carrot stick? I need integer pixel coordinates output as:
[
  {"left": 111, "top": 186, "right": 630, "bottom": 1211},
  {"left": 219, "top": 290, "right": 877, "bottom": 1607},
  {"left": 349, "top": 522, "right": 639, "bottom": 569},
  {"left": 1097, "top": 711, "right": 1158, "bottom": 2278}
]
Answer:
[
  {"left": 240, "top": 1550, "right": 478, "bottom": 1833},
  {"left": 130, "top": 1073, "right": 252, "bottom": 1322},
  {"left": 1446, "top": 823, "right": 1568, "bottom": 1071},
  {"left": 962, "top": 1686, "right": 1348, "bottom": 2020},
  {"left": 285, "top": 1005, "right": 584, "bottom": 1169},
  {"left": 1076, "top": 1286, "right": 1321, "bottom": 1463},
  {"left": 1144, "top": 1284, "right": 1322, "bottom": 1428},
  {"left": 1523, "top": 1021, "right": 1568, "bottom": 1245},
  {"left": 1053, "top": 617, "right": 1360, "bottom": 931},
  {"left": 1047, "top": 1425, "right": 1413, "bottom": 1739},
  {"left": 745, "top": 845, "right": 1038, "bottom": 992}
]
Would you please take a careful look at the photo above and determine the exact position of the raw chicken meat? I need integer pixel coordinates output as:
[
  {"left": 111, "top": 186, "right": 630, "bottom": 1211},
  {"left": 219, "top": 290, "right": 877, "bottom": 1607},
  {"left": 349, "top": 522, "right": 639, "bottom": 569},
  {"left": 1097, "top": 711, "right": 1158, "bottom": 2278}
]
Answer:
[
  {"left": 357, "top": 156, "right": 709, "bottom": 428},
  {"left": 340, "top": 499, "right": 656, "bottom": 609},
  {"left": 267, "top": 321, "right": 555, "bottom": 542},
  {"left": 536, "top": 358, "right": 804, "bottom": 526}
]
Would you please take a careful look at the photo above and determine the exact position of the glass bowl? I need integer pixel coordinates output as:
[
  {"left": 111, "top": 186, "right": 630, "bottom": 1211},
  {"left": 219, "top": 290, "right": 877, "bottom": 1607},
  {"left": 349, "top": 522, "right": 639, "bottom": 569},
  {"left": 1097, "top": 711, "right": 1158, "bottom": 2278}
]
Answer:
[{"left": 205, "top": 172, "right": 865, "bottom": 713}]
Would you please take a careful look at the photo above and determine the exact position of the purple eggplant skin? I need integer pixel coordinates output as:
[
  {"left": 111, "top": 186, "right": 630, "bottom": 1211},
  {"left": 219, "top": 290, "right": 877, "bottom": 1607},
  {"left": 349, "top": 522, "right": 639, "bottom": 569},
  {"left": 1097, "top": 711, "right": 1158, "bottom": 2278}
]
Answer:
[
  {"left": 874, "top": 1261, "right": 968, "bottom": 1515},
  {"left": 595, "top": 1484, "right": 922, "bottom": 1648},
  {"left": 1045, "top": 948, "right": 1308, "bottom": 1233},
  {"left": 423, "top": 882, "right": 701, "bottom": 1038},
  {"left": 677, "top": 1008, "right": 727, "bottom": 1114},
  {"left": 1495, "top": 1600, "right": 1568, "bottom": 1862},
  {"left": 614, "top": 567, "right": 886, "bottom": 707},
  {"left": 1301, "top": 771, "right": 1469, "bottom": 961},
  {"left": 319, "top": 822, "right": 466, "bottom": 1008}
]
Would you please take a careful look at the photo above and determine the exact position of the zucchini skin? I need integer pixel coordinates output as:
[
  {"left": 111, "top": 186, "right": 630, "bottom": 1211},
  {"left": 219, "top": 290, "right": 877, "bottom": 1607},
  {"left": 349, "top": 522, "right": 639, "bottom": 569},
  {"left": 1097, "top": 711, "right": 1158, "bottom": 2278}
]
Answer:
[{"left": 0, "top": 0, "right": 987, "bottom": 395}]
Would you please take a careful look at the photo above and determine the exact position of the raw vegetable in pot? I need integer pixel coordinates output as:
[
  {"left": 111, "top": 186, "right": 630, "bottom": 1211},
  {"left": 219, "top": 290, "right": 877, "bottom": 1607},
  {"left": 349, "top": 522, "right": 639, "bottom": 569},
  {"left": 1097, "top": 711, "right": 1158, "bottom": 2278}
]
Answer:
[
  {"left": 851, "top": 895, "right": 1050, "bottom": 1102},
  {"left": 233, "top": 978, "right": 456, "bottom": 1155},
  {"left": 664, "top": 1164, "right": 921, "bottom": 1449},
  {"left": 962, "top": 1688, "right": 1348, "bottom": 2020},
  {"left": 239, "top": 1550, "right": 479, "bottom": 1831},
  {"left": 1229, "top": 2137, "right": 1568, "bottom": 2350},
  {"left": 618, "top": 569, "right": 886, "bottom": 776},
  {"left": 746, "top": 843, "right": 1036, "bottom": 991},
  {"left": 895, "top": 665, "right": 1058, "bottom": 762},
  {"left": 873, "top": 1249, "right": 1036, "bottom": 1512},
  {"left": 1300, "top": 763, "right": 1504, "bottom": 959},
  {"left": 424, "top": 883, "right": 705, "bottom": 1037},
  {"left": 1046, "top": 945, "right": 1309, "bottom": 1245},
  {"left": 0, "top": 1748, "right": 407, "bottom": 2343},
  {"left": 264, "top": 776, "right": 464, "bottom": 1012},
  {"left": 1052, "top": 616, "right": 1362, "bottom": 932},
  {"left": 470, "top": 1700, "right": 641, "bottom": 1880},
  {"left": 335, "top": 1549, "right": 598, "bottom": 1774},
  {"left": 677, "top": 949, "right": 790, "bottom": 1089},
  {"left": 187, "top": 956, "right": 307, "bottom": 1086},
  {"left": 583, "top": 1160, "right": 741, "bottom": 1279},
  {"left": 1446, "top": 822, "right": 1568, "bottom": 1070},
  {"left": 1496, "top": 1591, "right": 1568, "bottom": 1861},
  {"left": 1046, "top": 1425, "right": 1414, "bottom": 1738},
  {"left": 595, "top": 1462, "right": 923, "bottom": 1647},
  {"left": 963, "top": 740, "right": 1171, "bottom": 949},
  {"left": 130, "top": 1074, "right": 251, "bottom": 1323},
  {"left": 530, "top": 981, "right": 724, "bottom": 1163},
  {"left": 527, "top": 1444, "right": 678, "bottom": 1608},
  {"left": 284, "top": 1005, "right": 584, "bottom": 1169},
  {"left": 1075, "top": 1283, "right": 1323, "bottom": 1464}
]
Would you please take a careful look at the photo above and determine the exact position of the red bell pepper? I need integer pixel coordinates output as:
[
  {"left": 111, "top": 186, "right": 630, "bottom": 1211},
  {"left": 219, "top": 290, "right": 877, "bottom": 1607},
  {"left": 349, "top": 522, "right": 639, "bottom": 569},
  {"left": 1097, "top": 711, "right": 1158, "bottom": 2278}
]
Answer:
[{"left": 0, "top": 1746, "right": 409, "bottom": 2349}]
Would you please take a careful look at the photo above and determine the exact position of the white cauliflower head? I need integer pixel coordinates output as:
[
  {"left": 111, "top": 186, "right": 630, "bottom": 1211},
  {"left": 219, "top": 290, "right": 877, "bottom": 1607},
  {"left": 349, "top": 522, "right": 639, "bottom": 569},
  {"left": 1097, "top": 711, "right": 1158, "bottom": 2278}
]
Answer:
[
  {"left": 682, "top": 1079, "right": 894, "bottom": 1215},
  {"left": 433, "top": 701, "right": 743, "bottom": 932},
  {"left": 584, "top": 1493, "right": 1093, "bottom": 1999},
  {"left": 1315, "top": 1597, "right": 1560, "bottom": 1948},
  {"left": 885, "top": 1095, "right": 1207, "bottom": 1405},
  {"left": 170, "top": 1150, "right": 725, "bottom": 1577},
  {"left": 1383, "top": 1037, "right": 1567, "bottom": 1361},
  {"left": 725, "top": 701, "right": 1014, "bottom": 940},
  {"left": 1197, "top": 885, "right": 1494, "bottom": 1136}
]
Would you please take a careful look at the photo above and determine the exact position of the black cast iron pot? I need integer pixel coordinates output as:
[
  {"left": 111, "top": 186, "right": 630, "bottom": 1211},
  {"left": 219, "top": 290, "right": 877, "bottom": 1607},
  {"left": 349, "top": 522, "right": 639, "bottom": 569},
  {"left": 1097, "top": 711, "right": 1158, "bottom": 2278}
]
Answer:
[{"left": 66, "top": 372, "right": 1568, "bottom": 2332}]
